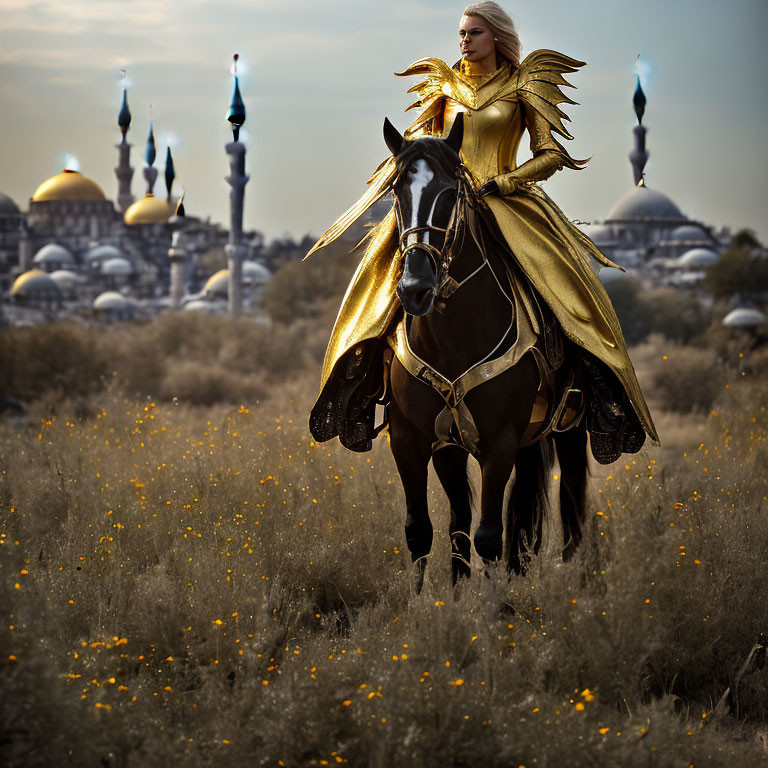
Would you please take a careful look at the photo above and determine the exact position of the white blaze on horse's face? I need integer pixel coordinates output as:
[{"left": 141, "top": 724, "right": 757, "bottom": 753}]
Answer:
[{"left": 407, "top": 159, "right": 434, "bottom": 246}]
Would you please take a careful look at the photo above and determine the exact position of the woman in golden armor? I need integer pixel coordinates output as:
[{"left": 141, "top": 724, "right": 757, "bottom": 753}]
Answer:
[{"left": 307, "top": 1, "right": 658, "bottom": 464}]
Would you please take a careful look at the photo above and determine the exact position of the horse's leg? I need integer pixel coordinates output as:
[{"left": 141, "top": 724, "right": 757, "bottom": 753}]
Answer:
[
  {"left": 506, "top": 439, "right": 554, "bottom": 575},
  {"left": 554, "top": 420, "right": 589, "bottom": 561},
  {"left": 432, "top": 446, "right": 472, "bottom": 584},
  {"left": 388, "top": 397, "right": 434, "bottom": 588},
  {"left": 474, "top": 439, "right": 517, "bottom": 563}
]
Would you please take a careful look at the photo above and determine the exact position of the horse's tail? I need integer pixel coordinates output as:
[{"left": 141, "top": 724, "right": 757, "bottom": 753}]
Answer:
[
  {"left": 553, "top": 419, "right": 590, "bottom": 560},
  {"left": 505, "top": 437, "right": 556, "bottom": 573}
]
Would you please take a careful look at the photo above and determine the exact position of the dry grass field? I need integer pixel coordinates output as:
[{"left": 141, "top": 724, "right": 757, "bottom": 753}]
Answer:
[{"left": 0, "top": 314, "right": 766, "bottom": 767}]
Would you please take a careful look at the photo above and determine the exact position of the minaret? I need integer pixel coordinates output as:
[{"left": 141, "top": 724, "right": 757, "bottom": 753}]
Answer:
[
  {"left": 18, "top": 218, "right": 33, "bottom": 273},
  {"left": 629, "top": 77, "right": 649, "bottom": 186},
  {"left": 224, "top": 53, "right": 249, "bottom": 318},
  {"left": 144, "top": 118, "right": 158, "bottom": 195},
  {"left": 165, "top": 145, "right": 176, "bottom": 206},
  {"left": 168, "top": 193, "right": 188, "bottom": 310},
  {"left": 115, "top": 84, "right": 135, "bottom": 212}
]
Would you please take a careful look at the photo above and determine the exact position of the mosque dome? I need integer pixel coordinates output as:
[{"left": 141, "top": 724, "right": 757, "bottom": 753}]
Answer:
[
  {"left": 33, "top": 243, "right": 75, "bottom": 265},
  {"left": 123, "top": 194, "right": 171, "bottom": 225},
  {"left": 32, "top": 169, "right": 106, "bottom": 202},
  {"left": 93, "top": 291, "right": 133, "bottom": 311},
  {"left": 50, "top": 269, "right": 83, "bottom": 289},
  {"left": 85, "top": 244, "right": 126, "bottom": 264},
  {"left": 184, "top": 299, "right": 218, "bottom": 314},
  {"left": 670, "top": 224, "right": 709, "bottom": 243},
  {"left": 579, "top": 223, "right": 616, "bottom": 245},
  {"left": 242, "top": 260, "right": 271, "bottom": 284},
  {"left": 11, "top": 269, "right": 62, "bottom": 298},
  {"left": 0, "top": 192, "right": 21, "bottom": 215},
  {"left": 101, "top": 257, "right": 133, "bottom": 275},
  {"left": 678, "top": 247, "right": 719, "bottom": 269},
  {"left": 606, "top": 185, "right": 685, "bottom": 222},
  {"left": 722, "top": 308, "right": 767, "bottom": 327},
  {"left": 202, "top": 269, "right": 229, "bottom": 297}
]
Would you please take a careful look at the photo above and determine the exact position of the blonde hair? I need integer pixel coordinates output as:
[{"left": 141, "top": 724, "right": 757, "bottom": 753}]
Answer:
[{"left": 463, "top": 2, "right": 521, "bottom": 69}]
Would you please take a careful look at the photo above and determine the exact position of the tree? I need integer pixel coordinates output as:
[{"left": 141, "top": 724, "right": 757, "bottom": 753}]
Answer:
[
  {"left": 702, "top": 247, "right": 768, "bottom": 300},
  {"left": 731, "top": 228, "right": 762, "bottom": 250}
]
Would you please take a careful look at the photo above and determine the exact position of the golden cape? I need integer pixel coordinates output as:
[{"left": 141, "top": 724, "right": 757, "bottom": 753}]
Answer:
[{"left": 307, "top": 49, "right": 659, "bottom": 446}]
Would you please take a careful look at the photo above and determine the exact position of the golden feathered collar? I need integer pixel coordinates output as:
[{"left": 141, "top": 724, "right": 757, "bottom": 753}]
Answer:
[
  {"left": 397, "top": 49, "right": 586, "bottom": 141},
  {"left": 396, "top": 59, "right": 514, "bottom": 112}
]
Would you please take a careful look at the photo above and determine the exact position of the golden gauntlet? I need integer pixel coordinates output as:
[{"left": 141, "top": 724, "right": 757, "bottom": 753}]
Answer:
[{"left": 494, "top": 150, "right": 567, "bottom": 196}]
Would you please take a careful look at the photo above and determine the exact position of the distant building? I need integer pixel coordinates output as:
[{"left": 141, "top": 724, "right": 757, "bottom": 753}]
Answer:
[
  {"left": 580, "top": 78, "right": 728, "bottom": 289},
  {"left": 0, "top": 86, "right": 269, "bottom": 325}
]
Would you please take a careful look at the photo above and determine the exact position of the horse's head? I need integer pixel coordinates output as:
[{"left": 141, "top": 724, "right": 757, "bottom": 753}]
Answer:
[{"left": 385, "top": 114, "right": 464, "bottom": 317}]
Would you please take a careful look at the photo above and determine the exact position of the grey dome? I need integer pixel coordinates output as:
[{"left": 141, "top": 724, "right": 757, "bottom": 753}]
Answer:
[
  {"left": 670, "top": 224, "right": 709, "bottom": 242},
  {"left": 184, "top": 299, "right": 218, "bottom": 314},
  {"left": 49, "top": 269, "right": 83, "bottom": 288},
  {"left": 580, "top": 223, "right": 615, "bottom": 245},
  {"left": 242, "top": 260, "right": 271, "bottom": 284},
  {"left": 678, "top": 248, "right": 719, "bottom": 268},
  {"left": 101, "top": 257, "right": 133, "bottom": 275},
  {"left": 722, "top": 308, "right": 767, "bottom": 327},
  {"left": 11, "top": 269, "right": 61, "bottom": 297},
  {"left": 606, "top": 185, "right": 685, "bottom": 222},
  {"left": 0, "top": 192, "right": 20, "bottom": 215},
  {"left": 33, "top": 243, "right": 74, "bottom": 265},
  {"left": 93, "top": 291, "right": 133, "bottom": 311},
  {"left": 85, "top": 244, "right": 126, "bottom": 263}
]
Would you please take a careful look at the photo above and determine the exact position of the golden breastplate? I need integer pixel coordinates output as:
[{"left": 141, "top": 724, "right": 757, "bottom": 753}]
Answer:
[{"left": 443, "top": 96, "right": 525, "bottom": 185}]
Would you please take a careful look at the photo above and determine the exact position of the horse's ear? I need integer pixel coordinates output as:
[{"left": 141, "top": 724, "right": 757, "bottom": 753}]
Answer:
[
  {"left": 444, "top": 112, "right": 464, "bottom": 154},
  {"left": 383, "top": 117, "right": 405, "bottom": 156}
]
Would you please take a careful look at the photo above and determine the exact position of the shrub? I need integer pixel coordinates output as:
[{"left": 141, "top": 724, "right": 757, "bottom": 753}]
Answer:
[{"left": 605, "top": 277, "right": 708, "bottom": 346}]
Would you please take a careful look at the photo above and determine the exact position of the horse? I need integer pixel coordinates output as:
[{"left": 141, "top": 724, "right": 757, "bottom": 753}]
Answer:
[{"left": 381, "top": 112, "right": 590, "bottom": 584}]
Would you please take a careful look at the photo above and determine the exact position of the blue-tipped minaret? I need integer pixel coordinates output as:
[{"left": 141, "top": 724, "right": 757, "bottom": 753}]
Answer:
[
  {"left": 118, "top": 88, "right": 132, "bottom": 138},
  {"left": 633, "top": 77, "right": 646, "bottom": 125},
  {"left": 145, "top": 122, "right": 157, "bottom": 167},
  {"left": 629, "top": 76, "right": 649, "bottom": 186},
  {"left": 115, "top": 80, "right": 135, "bottom": 212},
  {"left": 165, "top": 146, "right": 175, "bottom": 200},
  {"left": 226, "top": 53, "right": 246, "bottom": 141},
  {"left": 143, "top": 119, "right": 158, "bottom": 195},
  {"left": 224, "top": 53, "right": 250, "bottom": 317}
]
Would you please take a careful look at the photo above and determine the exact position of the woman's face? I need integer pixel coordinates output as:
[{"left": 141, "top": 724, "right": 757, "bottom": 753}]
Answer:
[{"left": 458, "top": 14, "right": 495, "bottom": 63}]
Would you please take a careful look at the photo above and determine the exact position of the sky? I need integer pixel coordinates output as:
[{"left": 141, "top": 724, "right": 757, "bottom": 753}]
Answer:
[{"left": 0, "top": 0, "right": 766, "bottom": 243}]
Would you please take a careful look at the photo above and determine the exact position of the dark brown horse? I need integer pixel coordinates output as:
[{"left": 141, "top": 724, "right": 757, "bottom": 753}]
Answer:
[{"left": 383, "top": 114, "right": 589, "bottom": 584}]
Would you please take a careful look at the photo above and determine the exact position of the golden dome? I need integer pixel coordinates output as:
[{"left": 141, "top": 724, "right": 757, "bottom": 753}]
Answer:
[
  {"left": 203, "top": 269, "right": 229, "bottom": 296},
  {"left": 123, "top": 193, "right": 171, "bottom": 225},
  {"left": 32, "top": 169, "right": 106, "bottom": 202},
  {"left": 11, "top": 269, "right": 61, "bottom": 297}
]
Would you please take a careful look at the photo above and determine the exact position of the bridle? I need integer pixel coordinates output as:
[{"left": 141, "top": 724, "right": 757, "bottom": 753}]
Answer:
[
  {"left": 391, "top": 152, "right": 520, "bottom": 371},
  {"left": 392, "top": 160, "right": 487, "bottom": 301}
]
